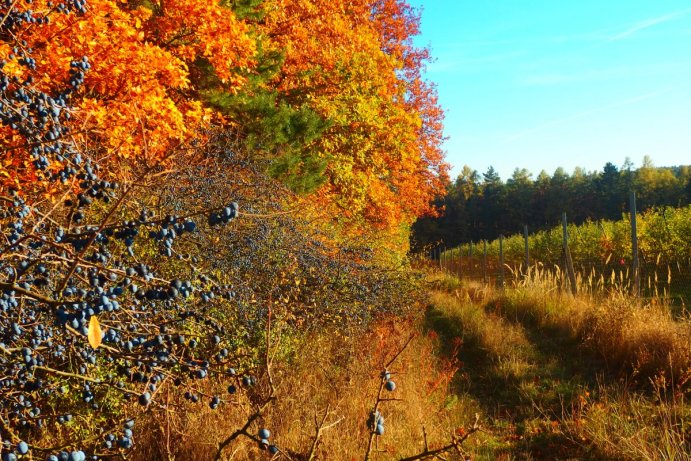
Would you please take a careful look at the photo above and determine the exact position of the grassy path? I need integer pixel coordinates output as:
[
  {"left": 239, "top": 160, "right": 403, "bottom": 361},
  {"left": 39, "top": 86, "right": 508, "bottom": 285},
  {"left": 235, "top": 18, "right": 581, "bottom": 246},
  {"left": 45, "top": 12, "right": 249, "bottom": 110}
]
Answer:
[{"left": 423, "top": 274, "right": 690, "bottom": 460}]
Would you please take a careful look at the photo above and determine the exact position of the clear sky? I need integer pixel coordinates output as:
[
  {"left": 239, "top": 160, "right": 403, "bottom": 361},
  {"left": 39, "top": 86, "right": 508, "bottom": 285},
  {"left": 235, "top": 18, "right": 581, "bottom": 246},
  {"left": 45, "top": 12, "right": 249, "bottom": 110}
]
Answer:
[{"left": 407, "top": 0, "right": 691, "bottom": 181}]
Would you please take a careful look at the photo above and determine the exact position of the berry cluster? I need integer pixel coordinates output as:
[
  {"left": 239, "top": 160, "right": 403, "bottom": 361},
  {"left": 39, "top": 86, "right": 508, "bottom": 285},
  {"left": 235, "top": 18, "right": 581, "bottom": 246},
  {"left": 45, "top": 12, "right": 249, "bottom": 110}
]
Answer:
[{"left": 0, "top": 3, "right": 259, "bottom": 451}]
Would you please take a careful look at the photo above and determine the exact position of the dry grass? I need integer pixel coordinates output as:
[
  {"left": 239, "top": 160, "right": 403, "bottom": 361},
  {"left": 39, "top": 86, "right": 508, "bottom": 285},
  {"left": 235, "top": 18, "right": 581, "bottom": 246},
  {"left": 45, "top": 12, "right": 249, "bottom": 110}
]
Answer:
[
  {"left": 131, "top": 269, "right": 690, "bottom": 460},
  {"left": 426, "top": 289, "right": 535, "bottom": 383},
  {"left": 581, "top": 298, "right": 690, "bottom": 383},
  {"left": 568, "top": 383, "right": 690, "bottom": 461},
  {"left": 425, "top": 270, "right": 464, "bottom": 293},
  {"left": 427, "top": 268, "right": 691, "bottom": 460},
  {"left": 501, "top": 274, "right": 691, "bottom": 388},
  {"left": 134, "top": 314, "right": 479, "bottom": 460}
]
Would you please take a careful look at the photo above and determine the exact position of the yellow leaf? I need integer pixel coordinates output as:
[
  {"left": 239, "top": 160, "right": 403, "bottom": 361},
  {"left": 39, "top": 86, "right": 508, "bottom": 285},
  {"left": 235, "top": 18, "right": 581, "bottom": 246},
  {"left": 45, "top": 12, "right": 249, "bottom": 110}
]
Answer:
[{"left": 88, "top": 316, "right": 103, "bottom": 349}]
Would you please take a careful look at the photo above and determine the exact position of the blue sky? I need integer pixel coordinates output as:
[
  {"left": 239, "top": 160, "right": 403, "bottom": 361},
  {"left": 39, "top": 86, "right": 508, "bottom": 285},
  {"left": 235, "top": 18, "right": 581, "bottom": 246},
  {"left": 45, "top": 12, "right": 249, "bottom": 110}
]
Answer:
[{"left": 407, "top": 0, "right": 691, "bottom": 180}]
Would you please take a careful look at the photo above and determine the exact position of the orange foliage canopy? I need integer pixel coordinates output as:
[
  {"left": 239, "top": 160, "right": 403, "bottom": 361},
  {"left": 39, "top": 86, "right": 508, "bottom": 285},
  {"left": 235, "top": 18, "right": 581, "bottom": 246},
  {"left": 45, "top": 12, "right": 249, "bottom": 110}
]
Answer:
[
  {"left": 1, "top": 0, "right": 446, "bottom": 240},
  {"left": 1, "top": 0, "right": 255, "bottom": 190},
  {"left": 261, "top": 0, "right": 448, "bottom": 231}
]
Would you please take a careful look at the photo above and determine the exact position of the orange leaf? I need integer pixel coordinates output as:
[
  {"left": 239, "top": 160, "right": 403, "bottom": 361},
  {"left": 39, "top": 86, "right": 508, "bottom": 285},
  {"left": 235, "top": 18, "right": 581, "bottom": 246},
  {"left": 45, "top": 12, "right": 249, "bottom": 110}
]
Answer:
[{"left": 88, "top": 316, "right": 103, "bottom": 349}]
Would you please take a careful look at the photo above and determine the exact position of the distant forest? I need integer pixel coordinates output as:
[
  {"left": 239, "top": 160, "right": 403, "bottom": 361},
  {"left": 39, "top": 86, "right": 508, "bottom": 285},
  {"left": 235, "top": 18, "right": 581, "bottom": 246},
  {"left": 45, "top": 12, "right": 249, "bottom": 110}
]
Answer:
[{"left": 412, "top": 156, "right": 691, "bottom": 249}]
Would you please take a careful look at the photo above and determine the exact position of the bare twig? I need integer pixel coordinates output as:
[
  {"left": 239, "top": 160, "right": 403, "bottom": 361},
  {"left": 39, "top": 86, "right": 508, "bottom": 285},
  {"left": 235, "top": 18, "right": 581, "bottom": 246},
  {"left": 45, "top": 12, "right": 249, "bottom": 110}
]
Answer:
[
  {"left": 0, "top": 0, "right": 21, "bottom": 30},
  {"left": 306, "top": 404, "right": 343, "bottom": 461},
  {"left": 386, "top": 334, "right": 416, "bottom": 369},
  {"left": 364, "top": 334, "right": 416, "bottom": 461},
  {"left": 0, "top": 281, "right": 61, "bottom": 306},
  {"left": 214, "top": 307, "right": 278, "bottom": 461},
  {"left": 398, "top": 414, "right": 480, "bottom": 461}
]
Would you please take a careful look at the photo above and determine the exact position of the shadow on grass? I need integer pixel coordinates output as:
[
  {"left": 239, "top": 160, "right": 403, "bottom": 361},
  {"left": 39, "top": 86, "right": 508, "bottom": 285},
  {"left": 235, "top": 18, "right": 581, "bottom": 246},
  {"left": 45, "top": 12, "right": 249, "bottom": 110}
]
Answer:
[
  {"left": 424, "top": 303, "right": 589, "bottom": 414},
  {"left": 486, "top": 296, "right": 624, "bottom": 389},
  {"left": 424, "top": 299, "right": 615, "bottom": 460}
]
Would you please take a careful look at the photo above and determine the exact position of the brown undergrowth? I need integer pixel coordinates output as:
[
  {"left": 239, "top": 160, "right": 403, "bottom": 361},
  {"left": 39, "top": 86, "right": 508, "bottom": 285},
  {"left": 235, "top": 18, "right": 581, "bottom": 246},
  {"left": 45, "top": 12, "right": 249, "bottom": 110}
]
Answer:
[
  {"left": 131, "top": 268, "right": 690, "bottom": 460},
  {"left": 133, "top": 314, "right": 479, "bottom": 460}
]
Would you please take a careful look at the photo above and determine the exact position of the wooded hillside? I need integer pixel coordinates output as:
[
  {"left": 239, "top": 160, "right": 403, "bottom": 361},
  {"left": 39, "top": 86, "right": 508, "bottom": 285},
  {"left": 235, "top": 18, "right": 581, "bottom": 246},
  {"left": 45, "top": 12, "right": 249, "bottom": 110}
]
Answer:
[{"left": 413, "top": 158, "right": 691, "bottom": 249}]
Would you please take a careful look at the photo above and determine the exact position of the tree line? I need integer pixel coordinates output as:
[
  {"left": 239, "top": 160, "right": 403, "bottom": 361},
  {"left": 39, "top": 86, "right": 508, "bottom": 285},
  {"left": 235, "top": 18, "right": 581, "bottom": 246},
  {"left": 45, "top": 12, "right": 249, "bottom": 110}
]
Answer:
[{"left": 412, "top": 156, "right": 691, "bottom": 250}]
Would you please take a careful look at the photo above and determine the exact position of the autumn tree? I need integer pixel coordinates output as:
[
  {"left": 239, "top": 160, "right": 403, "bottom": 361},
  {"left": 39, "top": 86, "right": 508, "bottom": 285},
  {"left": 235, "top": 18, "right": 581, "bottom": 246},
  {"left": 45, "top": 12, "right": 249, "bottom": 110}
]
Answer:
[
  {"left": 2, "top": 0, "right": 447, "bottom": 261},
  {"left": 249, "top": 0, "right": 448, "bottom": 243},
  {"left": 0, "top": 0, "right": 449, "bottom": 456}
]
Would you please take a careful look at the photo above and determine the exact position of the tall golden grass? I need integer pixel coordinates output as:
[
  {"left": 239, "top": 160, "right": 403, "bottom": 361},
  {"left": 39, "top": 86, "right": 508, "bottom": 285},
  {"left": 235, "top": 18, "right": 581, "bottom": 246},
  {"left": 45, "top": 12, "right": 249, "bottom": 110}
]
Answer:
[
  {"left": 502, "top": 266, "right": 691, "bottom": 386},
  {"left": 427, "top": 268, "right": 690, "bottom": 460},
  {"left": 568, "top": 381, "right": 689, "bottom": 461},
  {"left": 133, "top": 315, "right": 479, "bottom": 460}
]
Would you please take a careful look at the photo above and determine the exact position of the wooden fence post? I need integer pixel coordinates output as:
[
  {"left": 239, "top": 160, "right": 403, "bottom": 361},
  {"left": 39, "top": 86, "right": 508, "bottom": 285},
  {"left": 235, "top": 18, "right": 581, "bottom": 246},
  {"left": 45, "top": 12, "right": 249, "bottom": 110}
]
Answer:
[
  {"left": 483, "top": 240, "right": 488, "bottom": 285},
  {"left": 524, "top": 224, "right": 530, "bottom": 276},
  {"left": 499, "top": 234, "right": 505, "bottom": 289},
  {"left": 630, "top": 191, "right": 640, "bottom": 296},
  {"left": 562, "top": 213, "right": 577, "bottom": 296},
  {"left": 468, "top": 241, "right": 473, "bottom": 277},
  {"left": 457, "top": 247, "right": 461, "bottom": 277}
]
